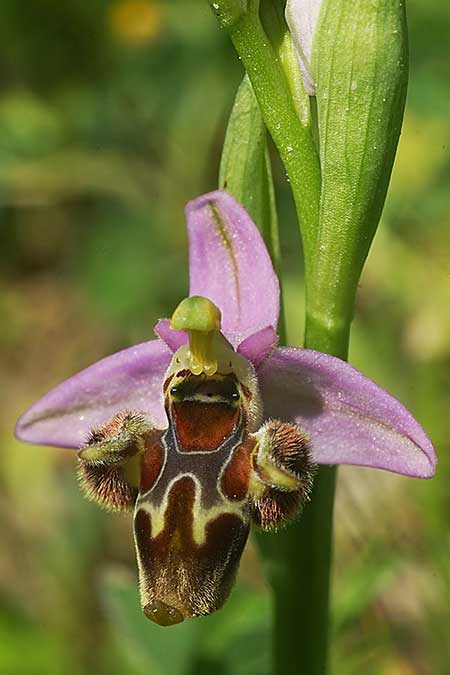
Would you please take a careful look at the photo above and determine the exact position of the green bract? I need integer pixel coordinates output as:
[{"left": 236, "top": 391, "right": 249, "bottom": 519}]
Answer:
[
  {"left": 306, "top": 0, "right": 408, "bottom": 353},
  {"left": 219, "top": 75, "right": 271, "bottom": 232}
]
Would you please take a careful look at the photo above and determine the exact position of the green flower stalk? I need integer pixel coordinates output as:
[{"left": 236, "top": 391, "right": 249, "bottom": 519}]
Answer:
[{"left": 208, "top": 0, "right": 321, "bottom": 267}]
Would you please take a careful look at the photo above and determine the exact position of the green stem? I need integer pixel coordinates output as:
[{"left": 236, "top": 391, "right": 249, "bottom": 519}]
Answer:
[
  {"left": 257, "top": 323, "right": 348, "bottom": 675},
  {"left": 304, "top": 313, "right": 351, "bottom": 361},
  {"left": 210, "top": 0, "right": 321, "bottom": 264},
  {"left": 257, "top": 468, "right": 337, "bottom": 675}
]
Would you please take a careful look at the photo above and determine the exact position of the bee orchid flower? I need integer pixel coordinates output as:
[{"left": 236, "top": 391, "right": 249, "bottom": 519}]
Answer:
[{"left": 15, "top": 190, "right": 436, "bottom": 626}]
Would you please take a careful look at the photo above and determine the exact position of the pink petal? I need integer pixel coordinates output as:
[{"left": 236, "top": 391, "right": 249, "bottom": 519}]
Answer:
[
  {"left": 154, "top": 319, "right": 187, "bottom": 352},
  {"left": 186, "top": 190, "right": 280, "bottom": 347},
  {"left": 15, "top": 340, "right": 171, "bottom": 449},
  {"left": 237, "top": 326, "right": 278, "bottom": 368},
  {"left": 258, "top": 348, "right": 436, "bottom": 478}
]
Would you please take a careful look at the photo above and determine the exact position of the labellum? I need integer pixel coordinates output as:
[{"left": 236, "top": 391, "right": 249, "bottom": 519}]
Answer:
[{"left": 77, "top": 297, "right": 315, "bottom": 625}]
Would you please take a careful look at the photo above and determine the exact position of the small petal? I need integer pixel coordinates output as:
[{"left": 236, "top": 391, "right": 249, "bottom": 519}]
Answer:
[
  {"left": 285, "top": 0, "right": 322, "bottom": 95},
  {"left": 259, "top": 348, "right": 436, "bottom": 478},
  {"left": 237, "top": 326, "right": 278, "bottom": 368},
  {"left": 15, "top": 340, "right": 171, "bottom": 449},
  {"left": 154, "top": 318, "right": 187, "bottom": 352},
  {"left": 186, "top": 190, "right": 279, "bottom": 346}
]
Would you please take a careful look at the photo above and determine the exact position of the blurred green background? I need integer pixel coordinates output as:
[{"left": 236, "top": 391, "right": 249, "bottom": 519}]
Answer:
[{"left": 1, "top": 1, "right": 449, "bottom": 674}]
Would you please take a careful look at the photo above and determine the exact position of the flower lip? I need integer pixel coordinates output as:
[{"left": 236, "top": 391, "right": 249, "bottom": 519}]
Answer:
[{"left": 143, "top": 600, "right": 185, "bottom": 626}]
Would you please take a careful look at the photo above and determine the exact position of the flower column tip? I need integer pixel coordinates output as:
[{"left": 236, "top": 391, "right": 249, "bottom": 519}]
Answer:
[{"left": 170, "top": 296, "right": 224, "bottom": 377}]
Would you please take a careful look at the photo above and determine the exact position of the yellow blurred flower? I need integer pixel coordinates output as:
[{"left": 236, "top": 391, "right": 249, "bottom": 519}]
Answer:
[{"left": 109, "top": 0, "right": 163, "bottom": 44}]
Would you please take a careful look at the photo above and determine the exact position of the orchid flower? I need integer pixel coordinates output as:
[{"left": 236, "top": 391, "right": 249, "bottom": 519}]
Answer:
[{"left": 15, "top": 190, "right": 435, "bottom": 626}]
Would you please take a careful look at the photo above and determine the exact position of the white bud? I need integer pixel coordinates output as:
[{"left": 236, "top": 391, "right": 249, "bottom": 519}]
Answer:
[{"left": 285, "top": 0, "right": 323, "bottom": 95}]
